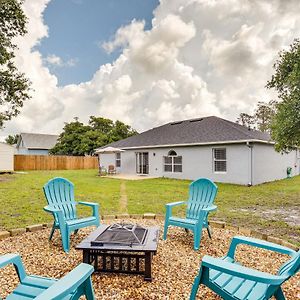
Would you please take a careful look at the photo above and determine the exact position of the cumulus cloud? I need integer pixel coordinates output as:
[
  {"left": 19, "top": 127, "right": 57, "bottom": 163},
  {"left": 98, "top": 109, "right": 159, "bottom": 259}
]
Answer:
[
  {"left": 1, "top": 0, "right": 300, "bottom": 139},
  {"left": 45, "top": 54, "right": 62, "bottom": 66},
  {"left": 45, "top": 54, "right": 78, "bottom": 67}
]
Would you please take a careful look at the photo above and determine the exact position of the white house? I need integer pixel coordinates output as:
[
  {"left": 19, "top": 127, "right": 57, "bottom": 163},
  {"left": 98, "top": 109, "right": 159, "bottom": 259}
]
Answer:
[
  {"left": 16, "top": 133, "right": 59, "bottom": 155},
  {"left": 96, "top": 116, "right": 300, "bottom": 185},
  {"left": 0, "top": 142, "right": 14, "bottom": 172}
]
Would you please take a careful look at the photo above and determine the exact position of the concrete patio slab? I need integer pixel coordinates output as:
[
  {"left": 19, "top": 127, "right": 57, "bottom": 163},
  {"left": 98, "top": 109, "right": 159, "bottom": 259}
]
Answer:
[{"left": 101, "top": 174, "right": 157, "bottom": 180}]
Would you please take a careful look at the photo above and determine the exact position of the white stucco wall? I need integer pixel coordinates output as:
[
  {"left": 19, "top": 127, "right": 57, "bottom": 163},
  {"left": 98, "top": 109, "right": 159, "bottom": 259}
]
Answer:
[
  {"left": 103, "top": 144, "right": 250, "bottom": 185},
  {"left": 0, "top": 143, "right": 14, "bottom": 171},
  {"left": 98, "top": 143, "right": 300, "bottom": 185},
  {"left": 99, "top": 153, "right": 121, "bottom": 172},
  {"left": 252, "top": 144, "right": 299, "bottom": 185}
]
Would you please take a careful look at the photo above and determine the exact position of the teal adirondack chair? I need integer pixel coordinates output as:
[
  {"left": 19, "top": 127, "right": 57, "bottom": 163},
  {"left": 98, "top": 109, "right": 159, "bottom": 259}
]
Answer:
[
  {"left": 163, "top": 178, "right": 218, "bottom": 250},
  {"left": 0, "top": 253, "right": 95, "bottom": 299},
  {"left": 190, "top": 236, "right": 300, "bottom": 300},
  {"left": 43, "top": 177, "right": 100, "bottom": 253}
]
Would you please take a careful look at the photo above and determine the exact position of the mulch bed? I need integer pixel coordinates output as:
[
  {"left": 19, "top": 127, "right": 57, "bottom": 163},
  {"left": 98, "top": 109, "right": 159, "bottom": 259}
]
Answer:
[{"left": 0, "top": 219, "right": 299, "bottom": 299}]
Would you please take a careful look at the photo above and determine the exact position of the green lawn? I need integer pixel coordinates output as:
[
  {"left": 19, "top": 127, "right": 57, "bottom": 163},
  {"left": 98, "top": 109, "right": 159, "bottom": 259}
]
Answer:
[{"left": 0, "top": 170, "right": 299, "bottom": 245}]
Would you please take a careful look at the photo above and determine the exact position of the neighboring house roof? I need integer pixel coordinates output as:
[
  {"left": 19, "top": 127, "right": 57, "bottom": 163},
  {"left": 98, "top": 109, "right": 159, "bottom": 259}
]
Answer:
[
  {"left": 105, "top": 116, "right": 272, "bottom": 150},
  {"left": 17, "top": 133, "right": 59, "bottom": 150}
]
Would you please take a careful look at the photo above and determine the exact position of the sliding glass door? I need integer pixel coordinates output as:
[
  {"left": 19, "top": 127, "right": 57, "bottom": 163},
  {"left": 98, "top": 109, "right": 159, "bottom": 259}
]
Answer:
[{"left": 136, "top": 152, "right": 149, "bottom": 174}]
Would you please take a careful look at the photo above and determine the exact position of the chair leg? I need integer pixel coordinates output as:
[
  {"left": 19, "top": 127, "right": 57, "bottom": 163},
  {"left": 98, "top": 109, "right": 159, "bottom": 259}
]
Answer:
[
  {"left": 49, "top": 222, "right": 56, "bottom": 241},
  {"left": 61, "top": 228, "right": 70, "bottom": 253},
  {"left": 85, "top": 277, "right": 95, "bottom": 300},
  {"left": 190, "top": 267, "right": 203, "bottom": 300},
  {"left": 207, "top": 225, "right": 212, "bottom": 239},
  {"left": 274, "top": 288, "right": 286, "bottom": 300},
  {"left": 193, "top": 227, "right": 202, "bottom": 250},
  {"left": 163, "top": 219, "right": 169, "bottom": 240}
]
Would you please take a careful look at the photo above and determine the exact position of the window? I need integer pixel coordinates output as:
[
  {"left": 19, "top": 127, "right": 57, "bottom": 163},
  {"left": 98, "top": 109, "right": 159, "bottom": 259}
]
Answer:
[
  {"left": 164, "top": 150, "right": 182, "bottom": 173},
  {"left": 116, "top": 153, "right": 121, "bottom": 167},
  {"left": 213, "top": 148, "right": 226, "bottom": 173}
]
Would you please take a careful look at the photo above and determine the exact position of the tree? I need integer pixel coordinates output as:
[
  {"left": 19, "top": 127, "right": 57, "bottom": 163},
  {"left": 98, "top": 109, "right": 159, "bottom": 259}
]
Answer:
[
  {"left": 89, "top": 116, "right": 114, "bottom": 136},
  {"left": 236, "top": 113, "right": 255, "bottom": 129},
  {"left": 254, "top": 100, "right": 277, "bottom": 133},
  {"left": 236, "top": 100, "right": 277, "bottom": 133},
  {"left": 267, "top": 39, "right": 300, "bottom": 152},
  {"left": 5, "top": 133, "right": 19, "bottom": 144},
  {"left": 50, "top": 118, "right": 90, "bottom": 156},
  {"left": 0, "top": 0, "right": 31, "bottom": 128},
  {"left": 50, "top": 116, "right": 138, "bottom": 156},
  {"left": 109, "top": 120, "right": 138, "bottom": 143}
]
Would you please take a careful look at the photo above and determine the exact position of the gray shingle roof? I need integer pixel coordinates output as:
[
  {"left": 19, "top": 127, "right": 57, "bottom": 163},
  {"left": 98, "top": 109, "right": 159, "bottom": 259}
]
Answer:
[
  {"left": 19, "top": 133, "right": 59, "bottom": 149},
  {"left": 106, "top": 116, "right": 272, "bottom": 149}
]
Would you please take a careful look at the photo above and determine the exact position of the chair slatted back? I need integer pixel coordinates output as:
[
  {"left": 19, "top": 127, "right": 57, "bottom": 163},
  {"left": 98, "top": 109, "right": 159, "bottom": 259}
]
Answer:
[
  {"left": 43, "top": 177, "right": 77, "bottom": 221},
  {"left": 108, "top": 165, "right": 115, "bottom": 171},
  {"left": 278, "top": 251, "right": 300, "bottom": 279},
  {"left": 186, "top": 178, "right": 218, "bottom": 219}
]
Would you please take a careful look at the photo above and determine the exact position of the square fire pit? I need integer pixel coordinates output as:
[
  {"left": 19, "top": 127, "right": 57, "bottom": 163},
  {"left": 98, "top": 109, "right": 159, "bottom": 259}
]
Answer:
[{"left": 76, "top": 223, "right": 159, "bottom": 281}]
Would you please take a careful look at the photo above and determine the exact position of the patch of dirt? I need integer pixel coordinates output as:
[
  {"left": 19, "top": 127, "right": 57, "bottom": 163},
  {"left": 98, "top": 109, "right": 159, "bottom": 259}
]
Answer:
[
  {"left": 0, "top": 174, "right": 14, "bottom": 182},
  {"left": 237, "top": 207, "right": 300, "bottom": 227},
  {"left": 120, "top": 181, "right": 128, "bottom": 213}
]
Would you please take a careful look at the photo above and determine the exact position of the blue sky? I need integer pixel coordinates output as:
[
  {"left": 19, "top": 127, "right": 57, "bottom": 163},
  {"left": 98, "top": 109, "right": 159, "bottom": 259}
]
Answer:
[{"left": 37, "top": 0, "right": 159, "bottom": 86}]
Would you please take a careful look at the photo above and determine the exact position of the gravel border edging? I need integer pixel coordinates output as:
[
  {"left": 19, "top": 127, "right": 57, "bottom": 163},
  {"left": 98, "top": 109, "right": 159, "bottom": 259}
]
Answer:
[{"left": 0, "top": 214, "right": 298, "bottom": 251}]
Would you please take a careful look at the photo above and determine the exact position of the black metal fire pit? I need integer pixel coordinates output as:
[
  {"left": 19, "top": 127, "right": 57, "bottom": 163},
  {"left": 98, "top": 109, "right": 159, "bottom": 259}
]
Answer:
[
  {"left": 76, "top": 223, "right": 159, "bottom": 281},
  {"left": 91, "top": 223, "right": 148, "bottom": 247}
]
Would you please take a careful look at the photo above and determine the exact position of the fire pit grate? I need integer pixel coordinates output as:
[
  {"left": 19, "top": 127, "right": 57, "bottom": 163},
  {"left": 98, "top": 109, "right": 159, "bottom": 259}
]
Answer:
[{"left": 91, "top": 223, "right": 148, "bottom": 247}]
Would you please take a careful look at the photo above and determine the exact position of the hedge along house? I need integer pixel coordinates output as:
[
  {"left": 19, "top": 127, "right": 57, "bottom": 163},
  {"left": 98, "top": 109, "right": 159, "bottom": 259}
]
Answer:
[{"left": 96, "top": 116, "right": 300, "bottom": 185}]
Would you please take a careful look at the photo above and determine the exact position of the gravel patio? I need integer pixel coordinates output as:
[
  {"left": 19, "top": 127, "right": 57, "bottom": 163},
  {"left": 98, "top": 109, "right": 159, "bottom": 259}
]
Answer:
[{"left": 0, "top": 219, "right": 299, "bottom": 299}]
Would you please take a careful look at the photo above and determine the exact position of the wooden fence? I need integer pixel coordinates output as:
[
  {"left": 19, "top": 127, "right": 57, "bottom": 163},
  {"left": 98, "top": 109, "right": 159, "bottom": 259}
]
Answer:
[{"left": 14, "top": 155, "right": 99, "bottom": 171}]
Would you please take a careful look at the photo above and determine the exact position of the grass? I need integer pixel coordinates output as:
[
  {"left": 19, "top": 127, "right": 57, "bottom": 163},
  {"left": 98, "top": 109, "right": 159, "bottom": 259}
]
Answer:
[{"left": 0, "top": 170, "right": 299, "bottom": 245}]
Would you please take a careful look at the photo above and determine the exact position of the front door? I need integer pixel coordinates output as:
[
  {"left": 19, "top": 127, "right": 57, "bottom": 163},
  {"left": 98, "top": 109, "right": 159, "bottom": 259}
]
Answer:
[{"left": 136, "top": 152, "right": 149, "bottom": 174}]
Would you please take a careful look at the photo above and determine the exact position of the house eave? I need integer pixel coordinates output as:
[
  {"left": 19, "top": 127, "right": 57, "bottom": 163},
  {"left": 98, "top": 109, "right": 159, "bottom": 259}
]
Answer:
[
  {"left": 117, "top": 139, "right": 274, "bottom": 150},
  {"left": 27, "top": 148, "right": 51, "bottom": 150}
]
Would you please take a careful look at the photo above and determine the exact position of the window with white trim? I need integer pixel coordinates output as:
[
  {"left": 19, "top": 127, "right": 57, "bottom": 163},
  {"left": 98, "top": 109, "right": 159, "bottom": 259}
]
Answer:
[
  {"left": 213, "top": 148, "right": 227, "bottom": 173},
  {"left": 163, "top": 150, "right": 182, "bottom": 173},
  {"left": 115, "top": 153, "right": 121, "bottom": 167}
]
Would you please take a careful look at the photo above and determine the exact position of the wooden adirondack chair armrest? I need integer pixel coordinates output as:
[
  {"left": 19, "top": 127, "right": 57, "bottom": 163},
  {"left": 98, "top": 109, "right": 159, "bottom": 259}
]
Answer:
[
  {"left": 0, "top": 254, "right": 27, "bottom": 281},
  {"left": 202, "top": 256, "right": 286, "bottom": 285},
  {"left": 201, "top": 205, "right": 217, "bottom": 212},
  {"left": 35, "top": 263, "right": 94, "bottom": 300},
  {"left": 227, "top": 236, "right": 297, "bottom": 259}
]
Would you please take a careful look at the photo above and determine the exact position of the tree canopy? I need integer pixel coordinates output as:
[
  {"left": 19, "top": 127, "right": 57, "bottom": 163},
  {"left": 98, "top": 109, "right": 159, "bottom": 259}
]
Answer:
[
  {"left": 266, "top": 39, "right": 300, "bottom": 152},
  {"left": 50, "top": 116, "right": 138, "bottom": 156},
  {"left": 5, "top": 133, "right": 19, "bottom": 145},
  {"left": 236, "top": 100, "right": 277, "bottom": 133},
  {"left": 0, "top": 0, "right": 30, "bottom": 128}
]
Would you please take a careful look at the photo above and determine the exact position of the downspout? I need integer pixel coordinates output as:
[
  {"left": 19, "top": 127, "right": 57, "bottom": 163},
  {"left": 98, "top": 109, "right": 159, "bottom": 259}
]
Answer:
[{"left": 246, "top": 142, "right": 253, "bottom": 186}]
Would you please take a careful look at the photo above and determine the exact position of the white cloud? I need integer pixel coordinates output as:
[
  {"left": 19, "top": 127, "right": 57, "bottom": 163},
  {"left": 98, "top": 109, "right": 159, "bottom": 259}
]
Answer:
[
  {"left": 45, "top": 54, "right": 78, "bottom": 67},
  {"left": 45, "top": 54, "right": 62, "bottom": 66},
  {"left": 1, "top": 0, "right": 300, "bottom": 139}
]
